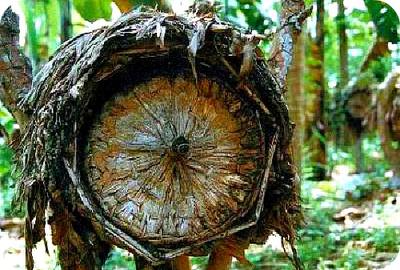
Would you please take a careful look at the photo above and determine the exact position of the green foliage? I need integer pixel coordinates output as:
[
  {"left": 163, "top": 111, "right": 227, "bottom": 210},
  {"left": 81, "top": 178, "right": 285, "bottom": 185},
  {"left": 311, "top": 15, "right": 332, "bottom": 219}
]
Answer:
[
  {"left": 294, "top": 180, "right": 399, "bottom": 269},
  {"left": 21, "top": 0, "right": 62, "bottom": 72},
  {"left": 130, "top": 0, "right": 167, "bottom": 8},
  {"left": 367, "top": 56, "right": 393, "bottom": 82},
  {"left": 321, "top": 2, "right": 395, "bottom": 158},
  {"left": 184, "top": 179, "right": 400, "bottom": 270},
  {"left": 190, "top": 256, "right": 209, "bottom": 269},
  {"left": 0, "top": 1, "right": 399, "bottom": 269},
  {"left": 72, "top": 0, "right": 112, "bottom": 22},
  {"left": 0, "top": 145, "right": 15, "bottom": 218},
  {"left": 364, "top": 0, "right": 399, "bottom": 42},
  {"left": 369, "top": 227, "right": 400, "bottom": 252},
  {"left": 22, "top": 0, "right": 39, "bottom": 71},
  {"left": 391, "top": 140, "right": 400, "bottom": 150},
  {"left": 0, "top": 105, "right": 16, "bottom": 218},
  {"left": 323, "top": 4, "right": 377, "bottom": 91},
  {"left": 223, "top": 0, "right": 277, "bottom": 33},
  {"left": 103, "top": 248, "right": 136, "bottom": 270},
  {"left": 336, "top": 248, "right": 365, "bottom": 269}
]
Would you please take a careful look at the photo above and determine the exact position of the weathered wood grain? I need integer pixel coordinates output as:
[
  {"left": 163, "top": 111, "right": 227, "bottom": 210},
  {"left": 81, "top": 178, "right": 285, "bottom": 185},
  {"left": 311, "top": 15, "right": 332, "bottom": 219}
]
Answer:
[
  {"left": 0, "top": 7, "right": 31, "bottom": 131},
  {"left": 86, "top": 76, "right": 265, "bottom": 244}
]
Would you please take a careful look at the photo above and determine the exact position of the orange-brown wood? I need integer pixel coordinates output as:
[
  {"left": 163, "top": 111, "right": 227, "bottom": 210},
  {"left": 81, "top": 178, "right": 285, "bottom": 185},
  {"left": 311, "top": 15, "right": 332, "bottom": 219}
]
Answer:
[
  {"left": 172, "top": 255, "right": 192, "bottom": 270},
  {"left": 206, "top": 237, "right": 250, "bottom": 270},
  {"left": 206, "top": 249, "right": 233, "bottom": 270},
  {"left": 86, "top": 77, "right": 264, "bottom": 246},
  {"left": 50, "top": 210, "right": 111, "bottom": 270}
]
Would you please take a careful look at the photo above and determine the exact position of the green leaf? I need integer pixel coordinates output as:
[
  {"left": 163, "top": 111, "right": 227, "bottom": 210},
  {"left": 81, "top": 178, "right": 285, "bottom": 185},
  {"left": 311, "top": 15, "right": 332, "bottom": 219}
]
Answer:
[
  {"left": 391, "top": 140, "right": 399, "bottom": 150},
  {"left": 45, "top": 0, "right": 61, "bottom": 54},
  {"left": 364, "top": 0, "right": 399, "bottom": 43},
  {"left": 22, "top": 0, "right": 40, "bottom": 72},
  {"left": 72, "top": 0, "right": 113, "bottom": 22}
]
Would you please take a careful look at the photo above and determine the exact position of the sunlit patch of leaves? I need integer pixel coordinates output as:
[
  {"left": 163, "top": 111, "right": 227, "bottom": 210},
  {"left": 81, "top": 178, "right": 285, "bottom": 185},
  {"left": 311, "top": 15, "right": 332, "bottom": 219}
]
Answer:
[
  {"left": 103, "top": 248, "right": 136, "bottom": 270},
  {"left": 0, "top": 104, "right": 16, "bottom": 218}
]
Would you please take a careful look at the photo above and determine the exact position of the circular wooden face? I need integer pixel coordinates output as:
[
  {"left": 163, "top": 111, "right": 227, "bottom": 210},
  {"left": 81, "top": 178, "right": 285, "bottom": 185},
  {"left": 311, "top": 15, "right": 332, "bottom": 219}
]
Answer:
[{"left": 86, "top": 76, "right": 265, "bottom": 244}]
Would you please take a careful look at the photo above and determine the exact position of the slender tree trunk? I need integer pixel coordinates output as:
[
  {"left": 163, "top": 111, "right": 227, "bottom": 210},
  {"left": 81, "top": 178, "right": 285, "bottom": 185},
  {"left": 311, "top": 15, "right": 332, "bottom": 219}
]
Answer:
[
  {"left": 287, "top": 29, "right": 305, "bottom": 171},
  {"left": 355, "top": 134, "right": 363, "bottom": 173},
  {"left": 336, "top": 0, "right": 363, "bottom": 172},
  {"left": 206, "top": 249, "right": 233, "bottom": 270},
  {"left": 336, "top": 0, "right": 348, "bottom": 148},
  {"left": 268, "top": 0, "right": 311, "bottom": 88},
  {"left": 306, "top": 0, "right": 326, "bottom": 181},
  {"left": 337, "top": 0, "right": 348, "bottom": 88}
]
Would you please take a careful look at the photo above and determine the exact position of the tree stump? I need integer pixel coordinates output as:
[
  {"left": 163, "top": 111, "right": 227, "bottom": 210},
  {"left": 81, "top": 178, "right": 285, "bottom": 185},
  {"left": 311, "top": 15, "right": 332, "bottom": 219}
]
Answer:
[
  {"left": 86, "top": 77, "right": 265, "bottom": 244},
  {"left": 0, "top": 3, "right": 309, "bottom": 270},
  {"left": 342, "top": 78, "right": 374, "bottom": 172},
  {"left": 377, "top": 68, "right": 400, "bottom": 187}
]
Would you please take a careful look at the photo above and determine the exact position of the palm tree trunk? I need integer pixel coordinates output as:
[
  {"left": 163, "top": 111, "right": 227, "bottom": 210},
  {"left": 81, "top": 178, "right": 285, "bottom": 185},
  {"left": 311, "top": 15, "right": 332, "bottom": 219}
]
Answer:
[
  {"left": 307, "top": 0, "right": 326, "bottom": 181},
  {"left": 336, "top": 0, "right": 348, "bottom": 148},
  {"left": 287, "top": 29, "right": 305, "bottom": 171}
]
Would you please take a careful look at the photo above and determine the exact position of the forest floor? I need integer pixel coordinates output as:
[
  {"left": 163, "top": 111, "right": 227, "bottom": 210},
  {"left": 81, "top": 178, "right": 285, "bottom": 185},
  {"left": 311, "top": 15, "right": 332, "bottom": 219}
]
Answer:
[
  {"left": 0, "top": 170, "right": 399, "bottom": 270},
  {"left": 232, "top": 171, "right": 400, "bottom": 270}
]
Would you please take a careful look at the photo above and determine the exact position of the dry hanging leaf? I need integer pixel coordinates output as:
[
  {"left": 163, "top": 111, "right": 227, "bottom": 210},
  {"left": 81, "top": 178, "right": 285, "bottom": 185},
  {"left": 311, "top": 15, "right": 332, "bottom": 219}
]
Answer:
[{"left": 113, "top": 0, "right": 133, "bottom": 13}]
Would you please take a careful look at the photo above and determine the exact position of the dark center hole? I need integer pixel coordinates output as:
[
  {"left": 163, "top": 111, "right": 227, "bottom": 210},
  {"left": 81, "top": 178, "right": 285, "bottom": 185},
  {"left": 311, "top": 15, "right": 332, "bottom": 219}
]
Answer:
[{"left": 171, "top": 136, "right": 190, "bottom": 155}]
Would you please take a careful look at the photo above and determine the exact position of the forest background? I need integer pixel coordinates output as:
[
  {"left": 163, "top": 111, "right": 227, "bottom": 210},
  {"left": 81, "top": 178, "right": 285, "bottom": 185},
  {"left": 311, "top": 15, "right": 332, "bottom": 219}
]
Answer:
[{"left": 0, "top": 0, "right": 400, "bottom": 269}]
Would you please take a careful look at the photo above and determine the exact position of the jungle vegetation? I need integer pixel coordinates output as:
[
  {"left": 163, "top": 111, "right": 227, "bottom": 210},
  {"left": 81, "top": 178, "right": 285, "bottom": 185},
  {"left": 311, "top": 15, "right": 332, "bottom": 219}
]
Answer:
[{"left": 0, "top": 0, "right": 399, "bottom": 269}]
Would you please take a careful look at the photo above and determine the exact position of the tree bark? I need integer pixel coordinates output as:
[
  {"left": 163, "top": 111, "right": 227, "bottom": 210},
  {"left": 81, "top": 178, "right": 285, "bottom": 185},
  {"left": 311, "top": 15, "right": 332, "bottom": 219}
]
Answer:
[
  {"left": 0, "top": 7, "right": 31, "bottom": 132},
  {"left": 205, "top": 237, "right": 249, "bottom": 270},
  {"left": 50, "top": 208, "right": 111, "bottom": 270},
  {"left": 342, "top": 39, "right": 390, "bottom": 172},
  {"left": 340, "top": 28, "right": 390, "bottom": 174},
  {"left": 287, "top": 28, "right": 305, "bottom": 170},
  {"left": 206, "top": 249, "right": 233, "bottom": 270},
  {"left": 268, "top": 0, "right": 311, "bottom": 89},
  {"left": 335, "top": 0, "right": 348, "bottom": 148},
  {"left": 337, "top": 0, "right": 348, "bottom": 89},
  {"left": 306, "top": 0, "right": 326, "bottom": 181}
]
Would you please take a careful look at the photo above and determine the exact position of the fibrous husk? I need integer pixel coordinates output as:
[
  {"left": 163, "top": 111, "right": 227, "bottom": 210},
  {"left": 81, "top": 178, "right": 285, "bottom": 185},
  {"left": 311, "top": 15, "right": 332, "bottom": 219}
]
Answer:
[
  {"left": 16, "top": 6, "right": 301, "bottom": 268},
  {"left": 377, "top": 67, "right": 400, "bottom": 187},
  {"left": 342, "top": 73, "right": 376, "bottom": 136}
]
